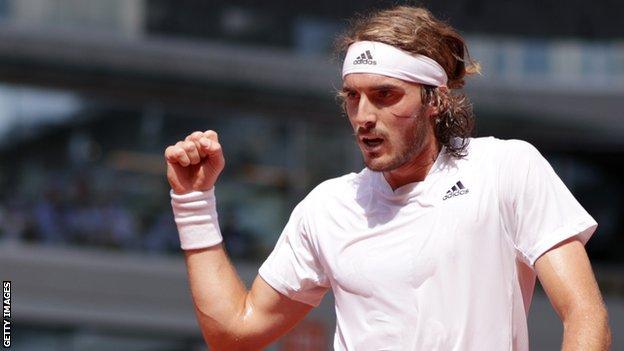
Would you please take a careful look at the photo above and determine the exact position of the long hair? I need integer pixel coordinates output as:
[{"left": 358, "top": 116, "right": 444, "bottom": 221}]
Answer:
[{"left": 335, "top": 6, "right": 479, "bottom": 158}]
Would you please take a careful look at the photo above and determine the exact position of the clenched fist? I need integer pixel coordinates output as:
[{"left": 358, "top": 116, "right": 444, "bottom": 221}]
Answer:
[{"left": 165, "top": 130, "right": 225, "bottom": 194}]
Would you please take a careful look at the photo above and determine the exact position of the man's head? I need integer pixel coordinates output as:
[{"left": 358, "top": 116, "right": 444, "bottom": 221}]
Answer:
[
  {"left": 337, "top": 6, "right": 478, "bottom": 171},
  {"left": 341, "top": 73, "right": 433, "bottom": 172}
]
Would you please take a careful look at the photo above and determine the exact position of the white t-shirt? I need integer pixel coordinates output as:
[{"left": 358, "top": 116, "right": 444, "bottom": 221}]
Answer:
[{"left": 258, "top": 137, "right": 597, "bottom": 351}]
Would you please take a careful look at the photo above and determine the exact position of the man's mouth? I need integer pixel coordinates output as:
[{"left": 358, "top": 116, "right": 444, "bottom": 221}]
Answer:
[{"left": 361, "top": 137, "right": 384, "bottom": 150}]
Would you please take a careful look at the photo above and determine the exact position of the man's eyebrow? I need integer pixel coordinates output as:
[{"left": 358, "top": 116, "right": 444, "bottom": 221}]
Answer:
[
  {"left": 341, "top": 84, "right": 401, "bottom": 92},
  {"left": 370, "top": 84, "right": 402, "bottom": 91}
]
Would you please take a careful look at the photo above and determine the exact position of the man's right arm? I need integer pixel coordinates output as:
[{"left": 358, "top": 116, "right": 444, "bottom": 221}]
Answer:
[
  {"left": 185, "top": 245, "right": 313, "bottom": 350},
  {"left": 165, "top": 130, "right": 313, "bottom": 350}
]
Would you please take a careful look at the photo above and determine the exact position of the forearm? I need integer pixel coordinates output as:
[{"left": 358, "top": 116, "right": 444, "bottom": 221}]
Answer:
[
  {"left": 165, "top": 132, "right": 309, "bottom": 349},
  {"left": 185, "top": 244, "right": 250, "bottom": 349},
  {"left": 561, "top": 307, "right": 611, "bottom": 351},
  {"left": 170, "top": 187, "right": 249, "bottom": 346}
]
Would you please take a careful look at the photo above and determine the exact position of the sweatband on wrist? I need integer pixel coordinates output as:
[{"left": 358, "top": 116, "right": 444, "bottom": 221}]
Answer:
[
  {"left": 341, "top": 41, "right": 448, "bottom": 87},
  {"left": 170, "top": 188, "right": 223, "bottom": 250}
]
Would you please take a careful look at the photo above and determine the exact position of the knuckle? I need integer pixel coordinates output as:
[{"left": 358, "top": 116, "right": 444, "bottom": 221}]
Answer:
[
  {"left": 187, "top": 131, "right": 203, "bottom": 141},
  {"left": 204, "top": 130, "right": 218, "bottom": 139}
]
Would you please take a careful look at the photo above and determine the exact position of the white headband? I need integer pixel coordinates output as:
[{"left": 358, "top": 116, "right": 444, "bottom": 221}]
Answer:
[{"left": 341, "top": 41, "right": 448, "bottom": 87}]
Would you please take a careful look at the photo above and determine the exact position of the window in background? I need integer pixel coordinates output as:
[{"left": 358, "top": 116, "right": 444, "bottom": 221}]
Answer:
[{"left": 0, "top": 0, "right": 9, "bottom": 20}]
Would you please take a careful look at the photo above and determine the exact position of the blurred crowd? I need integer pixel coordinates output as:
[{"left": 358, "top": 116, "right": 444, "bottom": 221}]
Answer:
[{"left": 0, "top": 168, "right": 264, "bottom": 260}]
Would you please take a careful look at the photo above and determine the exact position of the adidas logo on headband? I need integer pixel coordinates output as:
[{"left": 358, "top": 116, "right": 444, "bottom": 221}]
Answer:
[
  {"left": 342, "top": 41, "right": 448, "bottom": 86},
  {"left": 353, "top": 50, "right": 377, "bottom": 65}
]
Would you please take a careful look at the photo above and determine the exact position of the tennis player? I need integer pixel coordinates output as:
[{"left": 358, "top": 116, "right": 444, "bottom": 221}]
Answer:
[{"left": 164, "top": 6, "right": 611, "bottom": 350}]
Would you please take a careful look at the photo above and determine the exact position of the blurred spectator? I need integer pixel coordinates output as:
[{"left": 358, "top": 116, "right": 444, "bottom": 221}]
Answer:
[
  {"left": 221, "top": 208, "right": 260, "bottom": 261},
  {"left": 33, "top": 188, "right": 65, "bottom": 244},
  {"left": 102, "top": 200, "right": 141, "bottom": 250},
  {"left": 1, "top": 198, "right": 31, "bottom": 243},
  {"left": 144, "top": 210, "right": 179, "bottom": 254}
]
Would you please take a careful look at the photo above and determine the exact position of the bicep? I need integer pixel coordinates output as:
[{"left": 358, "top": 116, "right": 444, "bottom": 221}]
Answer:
[
  {"left": 535, "top": 237, "right": 605, "bottom": 320},
  {"left": 238, "top": 275, "right": 314, "bottom": 349}
]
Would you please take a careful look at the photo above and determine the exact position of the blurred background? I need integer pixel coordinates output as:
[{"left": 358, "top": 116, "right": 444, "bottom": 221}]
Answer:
[{"left": 0, "top": 0, "right": 622, "bottom": 350}]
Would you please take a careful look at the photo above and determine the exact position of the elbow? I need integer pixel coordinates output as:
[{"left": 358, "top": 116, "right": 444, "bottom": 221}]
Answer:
[
  {"left": 205, "top": 336, "right": 249, "bottom": 351},
  {"left": 599, "top": 307, "right": 612, "bottom": 349},
  {"left": 563, "top": 303, "right": 611, "bottom": 348},
  {"left": 195, "top": 314, "right": 246, "bottom": 351},
  {"left": 205, "top": 335, "right": 263, "bottom": 351},
  {"left": 198, "top": 326, "right": 248, "bottom": 351},
  {"left": 195, "top": 310, "right": 262, "bottom": 351}
]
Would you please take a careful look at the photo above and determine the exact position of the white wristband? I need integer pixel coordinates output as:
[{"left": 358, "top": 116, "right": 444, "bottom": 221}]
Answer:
[{"left": 170, "top": 188, "right": 223, "bottom": 250}]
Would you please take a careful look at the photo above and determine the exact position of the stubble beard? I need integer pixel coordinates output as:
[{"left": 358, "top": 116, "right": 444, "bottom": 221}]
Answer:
[{"left": 364, "top": 111, "right": 430, "bottom": 172}]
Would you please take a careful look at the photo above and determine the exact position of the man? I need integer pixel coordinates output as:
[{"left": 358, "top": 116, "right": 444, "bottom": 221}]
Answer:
[{"left": 164, "top": 6, "right": 611, "bottom": 350}]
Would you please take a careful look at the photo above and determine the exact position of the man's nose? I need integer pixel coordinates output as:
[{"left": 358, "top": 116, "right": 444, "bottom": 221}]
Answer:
[{"left": 354, "top": 95, "right": 377, "bottom": 129}]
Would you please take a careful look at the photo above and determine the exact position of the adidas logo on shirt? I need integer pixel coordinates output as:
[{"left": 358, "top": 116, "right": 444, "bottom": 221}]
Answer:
[
  {"left": 442, "top": 181, "right": 469, "bottom": 201},
  {"left": 353, "top": 50, "right": 377, "bottom": 65}
]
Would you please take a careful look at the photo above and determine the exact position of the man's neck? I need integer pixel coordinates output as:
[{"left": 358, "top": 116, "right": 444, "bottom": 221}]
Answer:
[{"left": 382, "top": 141, "right": 441, "bottom": 191}]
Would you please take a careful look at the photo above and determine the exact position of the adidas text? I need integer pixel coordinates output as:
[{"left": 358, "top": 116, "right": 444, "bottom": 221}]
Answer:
[
  {"left": 442, "top": 188, "right": 469, "bottom": 201},
  {"left": 354, "top": 50, "right": 376, "bottom": 65},
  {"left": 353, "top": 58, "right": 377, "bottom": 65},
  {"left": 442, "top": 181, "right": 469, "bottom": 201}
]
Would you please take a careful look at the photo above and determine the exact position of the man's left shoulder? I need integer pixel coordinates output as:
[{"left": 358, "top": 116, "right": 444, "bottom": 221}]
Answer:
[
  {"left": 463, "top": 136, "right": 541, "bottom": 164},
  {"left": 465, "top": 136, "right": 507, "bottom": 153}
]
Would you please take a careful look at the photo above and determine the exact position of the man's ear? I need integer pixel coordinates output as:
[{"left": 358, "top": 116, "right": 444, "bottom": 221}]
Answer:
[
  {"left": 428, "top": 105, "right": 439, "bottom": 118},
  {"left": 428, "top": 85, "right": 449, "bottom": 119}
]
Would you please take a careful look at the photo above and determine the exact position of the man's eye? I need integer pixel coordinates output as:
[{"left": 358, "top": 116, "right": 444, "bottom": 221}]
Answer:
[
  {"left": 378, "top": 90, "right": 393, "bottom": 98},
  {"left": 346, "top": 91, "right": 358, "bottom": 99}
]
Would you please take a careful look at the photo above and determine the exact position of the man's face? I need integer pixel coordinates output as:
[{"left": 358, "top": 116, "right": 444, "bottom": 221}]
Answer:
[{"left": 342, "top": 73, "right": 434, "bottom": 172}]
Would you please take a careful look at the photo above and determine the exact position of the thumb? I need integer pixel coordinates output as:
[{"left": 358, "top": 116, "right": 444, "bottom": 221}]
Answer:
[
  {"left": 200, "top": 138, "right": 223, "bottom": 157},
  {"left": 198, "top": 137, "right": 225, "bottom": 171}
]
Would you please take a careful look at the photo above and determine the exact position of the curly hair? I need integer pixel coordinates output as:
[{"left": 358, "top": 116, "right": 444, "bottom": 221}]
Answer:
[{"left": 335, "top": 6, "right": 479, "bottom": 158}]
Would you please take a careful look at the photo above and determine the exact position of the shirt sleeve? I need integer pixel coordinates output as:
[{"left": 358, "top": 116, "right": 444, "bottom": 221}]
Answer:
[
  {"left": 258, "top": 199, "right": 330, "bottom": 307},
  {"left": 498, "top": 140, "right": 597, "bottom": 267}
]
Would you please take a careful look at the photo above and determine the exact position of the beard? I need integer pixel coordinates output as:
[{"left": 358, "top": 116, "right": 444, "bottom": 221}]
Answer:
[{"left": 362, "top": 110, "right": 431, "bottom": 172}]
